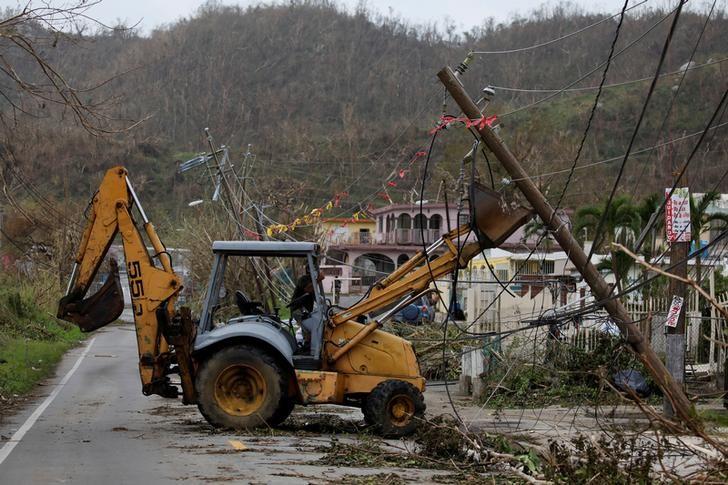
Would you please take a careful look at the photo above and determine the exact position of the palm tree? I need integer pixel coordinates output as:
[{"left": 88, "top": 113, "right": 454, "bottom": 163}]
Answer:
[
  {"left": 635, "top": 193, "right": 663, "bottom": 259},
  {"left": 521, "top": 214, "right": 558, "bottom": 252},
  {"left": 688, "top": 191, "right": 728, "bottom": 362},
  {"left": 574, "top": 195, "right": 641, "bottom": 292},
  {"left": 633, "top": 193, "right": 666, "bottom": 299},
  {"left": 689, "top": 191, "right": 728, "bottom": 294}
]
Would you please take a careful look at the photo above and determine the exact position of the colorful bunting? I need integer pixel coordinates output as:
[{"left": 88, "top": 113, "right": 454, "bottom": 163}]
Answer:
[
  {"left": 266, "top": 191, "right": 349, "bottom": 236},
  {"left": 265, "top": 113, "right": 491, "bottom": 237}
]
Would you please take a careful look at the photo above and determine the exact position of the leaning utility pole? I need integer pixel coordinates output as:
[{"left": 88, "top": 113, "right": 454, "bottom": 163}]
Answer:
[
  {"left": 666, "top": 240, "right": 688, "bottom": 416},
  {"left": 663, "top": 187, "right": 690, "bottom": 417},
  {"left": 204, "top": 132, "right": 275, "bottom": 310},
  {"left": 437, "top": 66, "right": 697, "bottom": 429}
]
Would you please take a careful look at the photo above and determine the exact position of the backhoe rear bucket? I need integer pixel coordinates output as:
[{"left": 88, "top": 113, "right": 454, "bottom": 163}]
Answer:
[
  {"left": 470, "top": 181, "right": 533, "bottom": 249},
  {"left": 57, "top": 259, "right": 125, "bottom": 332}
]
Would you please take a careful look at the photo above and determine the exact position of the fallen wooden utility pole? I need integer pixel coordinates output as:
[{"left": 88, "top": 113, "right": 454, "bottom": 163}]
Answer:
[{"left": 437, "top": 66, "right": 698, "bottom": 430}]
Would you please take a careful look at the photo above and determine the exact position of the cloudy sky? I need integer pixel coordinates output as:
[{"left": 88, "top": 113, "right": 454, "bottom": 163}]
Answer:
[{"left": 1, "top": 0, "right": 662, "bottom": 34}]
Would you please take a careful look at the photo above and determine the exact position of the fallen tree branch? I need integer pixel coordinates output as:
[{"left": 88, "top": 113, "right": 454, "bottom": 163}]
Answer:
[{"left": 612, "top": 243, "right": 728, "bottom": 321}]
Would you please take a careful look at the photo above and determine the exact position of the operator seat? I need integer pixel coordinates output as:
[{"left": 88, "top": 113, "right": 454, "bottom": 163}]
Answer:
[{"left": 235, "top": 290, "right": 264, "bottom": 316}]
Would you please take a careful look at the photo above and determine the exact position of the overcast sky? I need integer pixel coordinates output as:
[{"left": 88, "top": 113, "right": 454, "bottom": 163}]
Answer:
[{"left": 1, "top": 0, "right": 665, "bottom": 34}]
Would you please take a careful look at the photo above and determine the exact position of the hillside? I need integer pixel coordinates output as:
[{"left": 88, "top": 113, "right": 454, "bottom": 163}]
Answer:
[{"left": 1, "top": 0, "right": 727, "bottom": 240}]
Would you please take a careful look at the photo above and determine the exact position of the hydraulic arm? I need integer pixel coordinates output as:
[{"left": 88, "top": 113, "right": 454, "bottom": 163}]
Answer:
[
  {"left": 55, "top": 165, "right": 531, "bottom": 435},
  {"left": 58, "top": 167, "right": 188, "bottom": 398},
  {"left": 327, "top": 181, "right": 532, "bottom": 363}
]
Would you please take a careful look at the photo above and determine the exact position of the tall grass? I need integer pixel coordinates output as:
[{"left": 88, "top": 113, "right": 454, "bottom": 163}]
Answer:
[{"left": 0, "top": 275, "right": 83, "bottom": 398}]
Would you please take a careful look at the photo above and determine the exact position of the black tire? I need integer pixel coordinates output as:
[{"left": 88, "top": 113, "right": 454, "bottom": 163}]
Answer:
[
  {"left": 364, "top": 380, "right": 425, "bottom": 437},
  {"left": 361, "top": 397, "right": 374, "bottom": 426},
  {"left": 196, "top": 345, "right": 288, "bottom": 429},
  {"left": 269, "top": 396, "right": 295, "bottom": 426}
]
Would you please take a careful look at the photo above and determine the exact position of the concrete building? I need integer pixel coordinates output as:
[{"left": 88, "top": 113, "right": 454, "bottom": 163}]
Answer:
[{"left": 320, "top": 201, "right": 567, "bottom": 297}]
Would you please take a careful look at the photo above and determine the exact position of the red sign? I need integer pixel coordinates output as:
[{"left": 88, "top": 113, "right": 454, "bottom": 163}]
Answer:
[{"left": 665, "top": 187, "right": 691, "bottom": 243}]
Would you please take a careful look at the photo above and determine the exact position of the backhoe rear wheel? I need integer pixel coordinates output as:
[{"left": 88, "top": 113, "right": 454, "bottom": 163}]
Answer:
[
  {"left": 269, "top": 396, "right": 295, "bottom": 426},
  {"left": 196, "top": 345, "right": 287, "bottom": 429},
  {"left": 364, "top": 380, "right": 425, "bottom": 437}
]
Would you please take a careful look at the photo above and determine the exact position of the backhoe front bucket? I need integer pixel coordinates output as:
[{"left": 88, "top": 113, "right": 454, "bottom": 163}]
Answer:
[
  {"left": 57, "top": 259, "right": 125, "bottom": 332},
  {"left": 470, "top": 181, "right": 533, "bottom": 249}
]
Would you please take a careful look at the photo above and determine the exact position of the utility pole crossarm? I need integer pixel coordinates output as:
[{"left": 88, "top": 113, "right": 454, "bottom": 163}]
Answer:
[{"left": 437, "top": 66, "right": 697, "bottom": 430}]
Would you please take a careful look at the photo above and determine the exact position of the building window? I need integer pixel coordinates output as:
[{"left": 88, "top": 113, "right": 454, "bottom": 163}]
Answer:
[
  {"left": 326, "top": 249, "right": 347, "bottom": 265},
  {"left": 514, "top": 260, "right": 555, "bottom": 275},
  {"left": 398, "top": 213, "right": 412, "bottom": 229},
  {"left": 359, "top": 228, "right": 371, "bottom": 244},
  {"left": 397, "top": 254, "right": 409, "bottom": 267},
  {"left": 378, "top": 216, "right": 383, "bottom": 232},
  {"left": 353, "top": 253, "right": 395, "bottom": 286},
  {"left": 515, "top": 261, "right": 538, "bottom": 275},
  {"left": 413, "top": 213, "right": 427, "bottom": 229},
  {"left": 495, "top": 269, "right": 509, "bottom": 281},
  {"left": 429, "top": 214, "right": 442, "bottom": 230}
]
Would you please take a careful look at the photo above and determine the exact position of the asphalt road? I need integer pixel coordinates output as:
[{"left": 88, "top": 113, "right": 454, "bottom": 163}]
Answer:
[
  {"left": 0, "top": 322, "right": 448, "bottom": 484},
  {"left": 2, "top": 318, "right": 713, "bottom": 483}
]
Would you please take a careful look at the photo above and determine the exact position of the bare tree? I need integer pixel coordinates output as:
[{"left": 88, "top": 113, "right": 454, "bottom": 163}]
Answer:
[{"left": 0, "top": 2, "right": 141, "bottom": 135}]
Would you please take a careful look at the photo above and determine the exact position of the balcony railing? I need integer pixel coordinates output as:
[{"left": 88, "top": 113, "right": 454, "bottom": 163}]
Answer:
[
  {"left": 394, "top": 228, "right": 440, "bottom": 245},
  {"left": 329, "top": 229, "right": 441, "bottom": 246},
  {"left": 329, "top": 232, "right": 371, "bottom": 245}
]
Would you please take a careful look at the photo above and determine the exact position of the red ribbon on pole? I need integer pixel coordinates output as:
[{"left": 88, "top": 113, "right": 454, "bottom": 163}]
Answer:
[{"left": 430, "top": 114, "right": 497, "bottom": 134}]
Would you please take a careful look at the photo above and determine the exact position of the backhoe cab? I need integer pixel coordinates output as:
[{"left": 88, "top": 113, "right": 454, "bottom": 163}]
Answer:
[{"left": 58, "top": 167, "right": 531, "bottom": 437}]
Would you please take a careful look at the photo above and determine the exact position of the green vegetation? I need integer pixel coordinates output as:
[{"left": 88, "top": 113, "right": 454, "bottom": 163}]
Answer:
[
  {"left": 700, "top": 409, "right": 728, "bottom": 428},
  {"left": 574, "top": 194, "right": 641, "bottom": 292},
  {"left": 1, "top": 2, "right": 725, "bottom": 226},
  {"left": 0, "top": 277, "right": 83, "bottom": 397},
  {"left": 480, "top": 334, "right": 659, "bottom": 408},
  {"left": 545, "top": 433, "right": 661, "bottom": 484}
]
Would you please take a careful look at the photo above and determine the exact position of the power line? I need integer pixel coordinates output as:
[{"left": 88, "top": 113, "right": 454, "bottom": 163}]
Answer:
[
  {"left": 269, "top": 120, "right": 728, "bottom": 212},
  {"left": 443, "top": 2, "right": 639, "bottom": 336},
  {"left": 500, "top": 3, "right": 683, "bottom": 118},
  {"left": 587, "top": 0, "right": 687, "bottom": 264},
  {"left": 632, "top": 86, "right": 728, "bottom": 255},
  {"left": 513, "top": 121, "right": 728, "bottom": 183},
  {"left": 553, "top": 0, "right": 630, "bottom": 213},
  {"left": 470, "top": 0, "right": 649, "bottom": 55},
  {"left": 630, "top": 0, "right": 718, "bottom": 195},
  {"left": 492, "top": 57, "right": 727, "bottom": 94}
]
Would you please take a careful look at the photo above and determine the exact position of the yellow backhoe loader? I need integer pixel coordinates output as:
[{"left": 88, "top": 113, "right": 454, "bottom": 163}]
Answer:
[{"left": 58, "top": 166, "right": 530, "bottom": 436}]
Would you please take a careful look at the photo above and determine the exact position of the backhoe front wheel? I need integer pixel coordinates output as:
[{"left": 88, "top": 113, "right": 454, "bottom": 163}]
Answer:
[
  {"left": 196, "top": 345, "right": 288, "bottom": 429},
  {"left": 364, "top": 380, "right": 425, "bottom": 437}
]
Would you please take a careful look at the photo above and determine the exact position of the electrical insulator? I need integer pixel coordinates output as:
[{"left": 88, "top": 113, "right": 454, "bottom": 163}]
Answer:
[{"left": 455, "top": 51, "right": 474, "bottom": 76}]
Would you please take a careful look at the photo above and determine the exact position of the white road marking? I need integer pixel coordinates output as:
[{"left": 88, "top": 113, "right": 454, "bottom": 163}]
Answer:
[{"left": 0, "top": 337, "right": 96, "bottom": 466}]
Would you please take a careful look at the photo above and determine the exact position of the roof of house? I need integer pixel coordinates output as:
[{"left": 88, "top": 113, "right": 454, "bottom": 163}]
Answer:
[{"left": 369, "top": 203, "right": 449, "bottom": 215}]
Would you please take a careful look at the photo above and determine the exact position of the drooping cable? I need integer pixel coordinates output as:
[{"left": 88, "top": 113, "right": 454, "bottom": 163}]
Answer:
[
  {"left": 470, "top": 0, "right": 648, "bottom": 55},
  {"left": 587, "top": 0, "right": 687, "bottom": 265},
  {"left": 630, "top": 0, "right": 718, "bottom": 195},
  {"left": 552, "top": 0, "right": 630, "bottom": 214},
  {"left": 501, "top": 3, "right": 683, "bottom": 118},
  {"left": 632, "top": 87, "right": 728, "bottom": 254}
]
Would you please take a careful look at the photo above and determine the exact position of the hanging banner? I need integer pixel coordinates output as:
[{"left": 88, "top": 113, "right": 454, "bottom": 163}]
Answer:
[
  {"left": 664, "top": 187, "right": 691, "bottom": 243},
  {"left": 664, "top": 295, "right": 684, "bottom": 328}
]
